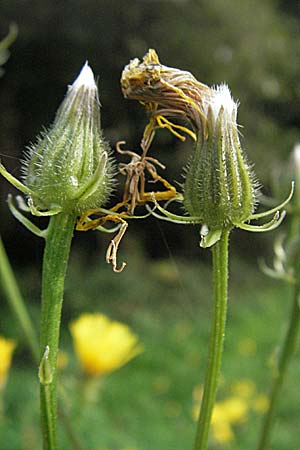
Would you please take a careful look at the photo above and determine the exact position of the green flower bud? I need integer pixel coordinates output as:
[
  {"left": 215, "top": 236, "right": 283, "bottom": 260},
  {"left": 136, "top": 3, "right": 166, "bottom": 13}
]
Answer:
[
  {"left": 183, "top": 84, "right": 257, "bottom": 230},
  {"left": 23, "top": 63, "right": 115, "bottom": 215}
]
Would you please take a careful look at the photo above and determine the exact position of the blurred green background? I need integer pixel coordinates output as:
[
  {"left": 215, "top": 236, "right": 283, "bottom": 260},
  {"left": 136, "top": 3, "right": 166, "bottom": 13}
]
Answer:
[{"left": 0, "top": 1, "right": 300, "bottom": 449}]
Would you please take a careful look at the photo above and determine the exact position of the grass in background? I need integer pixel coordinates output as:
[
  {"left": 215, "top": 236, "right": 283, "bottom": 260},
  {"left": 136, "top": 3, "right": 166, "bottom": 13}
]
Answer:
[{"left": 1, "top": 248, "right": 299, "bottom": 450}]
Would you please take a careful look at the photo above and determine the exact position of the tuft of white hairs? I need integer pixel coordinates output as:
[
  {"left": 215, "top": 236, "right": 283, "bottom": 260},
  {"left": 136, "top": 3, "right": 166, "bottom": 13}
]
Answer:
[
  {"left": 71, "top": 61, "right": 96, "bottom": 90},
  {"left": 205, "top": 83, "right": 238, "bottom": 122}
]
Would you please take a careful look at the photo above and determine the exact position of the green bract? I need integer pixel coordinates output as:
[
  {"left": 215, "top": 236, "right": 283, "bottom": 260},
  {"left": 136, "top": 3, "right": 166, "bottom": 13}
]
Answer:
[{"left": 23, "top": 63, "right": 114, "bottom": 215}]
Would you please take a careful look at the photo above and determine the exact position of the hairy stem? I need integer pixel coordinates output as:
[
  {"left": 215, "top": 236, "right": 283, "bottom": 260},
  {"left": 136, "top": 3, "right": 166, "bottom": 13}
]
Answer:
[
  {"left": 194, "top": 230, "right": 230, "bottom": 450},
  {"left": 39, "top": 213, "right": 75, "bottom": 450},
  {"left": 256, "top": 285, "right": 300, "bottom": 450},
  {"left": 0, "top": 231, "right": 85, "bottom": 449}
]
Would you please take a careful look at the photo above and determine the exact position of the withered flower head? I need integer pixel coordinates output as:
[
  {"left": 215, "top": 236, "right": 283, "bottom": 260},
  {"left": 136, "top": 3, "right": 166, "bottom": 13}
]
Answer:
[{"left": 121, "top": 49, "right": 211, "bottom": 134}]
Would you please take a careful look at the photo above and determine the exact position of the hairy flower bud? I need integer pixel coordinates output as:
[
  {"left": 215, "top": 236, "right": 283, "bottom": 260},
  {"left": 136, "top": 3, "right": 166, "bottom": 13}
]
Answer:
[
  {"left": 183, "top": 84, "right": 257, "bottom": 230},
  {"left": 23, "top": 63, "right": 115, "bottom": 215}
]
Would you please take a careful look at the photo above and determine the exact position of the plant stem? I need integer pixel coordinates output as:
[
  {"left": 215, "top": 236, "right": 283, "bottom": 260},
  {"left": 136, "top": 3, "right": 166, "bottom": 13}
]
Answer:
[
  {"left": 193, "top": 230, "right": 230, "bottom": 450},
  {"left": 39, "top": 212, "right": 76, "bottom": 450},
  {"left": 256, "top": 284, "right": 300, "bottom": 450},
  {"left": 0, "top": 235, "right": 39, "bottom": 360},
  {"left": 0, "top": 231, "right": 84, "bottom": 449},
  {"left": 257, "top": 181, "right": 300, "bottom": 450}
]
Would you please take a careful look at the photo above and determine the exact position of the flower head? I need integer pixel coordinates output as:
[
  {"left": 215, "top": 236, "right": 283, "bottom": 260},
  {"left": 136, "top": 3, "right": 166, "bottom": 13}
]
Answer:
[
  {"left": 70, "top": 313, "right": 142, "bottom": 376},
  {"left": 192, "top": 392, "right": 248, "bottom": 444},
  {"left": 0, "top": 63, "right": 120, "bottom": 268},
  {"left": 231, "top": 379, "right": 256, "bottom": 398},
  {"left": 253, "top": 394, "right": 269, "bottom": 413},
  {"left": 1, "top": 63, "right": 115, "bottom": 217},
  {"left": 211, "top": 420, "right": 234, "bottom": 444},
  {"left": 121, "top": 49, "right": 210, "bottom": 133},
  {"left": 213, "top": 397, "right": 248, "bottom": 424},
  {"left": 0, "top": 335, "right": 16, "bottom": 389},
  {"left": 22, "top": 63, "right": 115, "bottom": 215},
  {"left": 121, "top": 49, "right": 292, "bottom": 247},
  {"left": 192, "top": 379, "right": 269, "bottom": 444}
]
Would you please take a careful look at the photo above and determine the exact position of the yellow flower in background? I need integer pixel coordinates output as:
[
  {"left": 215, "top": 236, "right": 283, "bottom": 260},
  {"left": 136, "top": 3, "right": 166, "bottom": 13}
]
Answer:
[
  {"left": 253, "top": 394, "right": 269, "bottom": 413},
  {"left": 0, "top": 335, "right": 16, "bottom": 388},
  {"left": 219, "top": 397, "right": 248, "bottom": 424},
  {"left": 192, "top": 388, "right": 249, "bottom": 444},
  {"left": 212, "top": 420, "right": 234, "bottom": 444},
  {"left": 237, "top": 337, "right": 257, "bottom": 356},
  {"left": 192, "top": 384, "right": 204, "bottom": 402},
  {"left": 231, "top": 379, "right": 256, "bottom": 398},
  {"left": 57, "top": 350, "right": 69, "bottom": 371},
  {"left": 192, "top": 378, "right": 269, "bottom": 445},
  {"left": 70, "top": 314, "right": 142, "bottom": 376},
  {"left": 211, "top": 397, "right": 248, "bottom": 428},
  {"left": 210, "top": 397, "right": 248, "bottom": 444}
]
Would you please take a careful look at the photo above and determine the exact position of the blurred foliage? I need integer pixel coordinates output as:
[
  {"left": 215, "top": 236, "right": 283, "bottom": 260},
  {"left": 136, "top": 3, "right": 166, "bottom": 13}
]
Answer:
[
  {"left": 0, "top": 23, "right": 17, "bottom": 77},
  {"left": 0, "top": 0, "right": 299, "bottom": 263},
  {"left": 1, "top": 255, "right": 300, "bottom": 449}
]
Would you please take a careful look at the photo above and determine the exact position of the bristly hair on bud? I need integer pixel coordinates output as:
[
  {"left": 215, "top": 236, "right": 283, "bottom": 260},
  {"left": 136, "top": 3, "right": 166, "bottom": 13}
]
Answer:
[
  {"left": 206, "top": 84, "right": 237, "bottom": 118},
  {"left": 183, "top": 82, "right": 259, "bottom": 231},
  {"left": 22, "top": 62, "right": 115, "bottom": 215}
]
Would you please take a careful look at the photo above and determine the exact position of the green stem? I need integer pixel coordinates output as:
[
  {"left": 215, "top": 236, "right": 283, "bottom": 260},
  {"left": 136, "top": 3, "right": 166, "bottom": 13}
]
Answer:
[
  {"left": 194, "top": 230, "right": 230, "bottom": 450},
  {"left": 0, "top": 235, "right": 39, "bottom": 360},
  {"left": 257, "top": 186, "right": 300, "bottom": 450},
  {"left": 39, "top": 212, "right": 76, "bottom": 450},
  {"left": 256, "top": 285, "right": 300, "bottom": 450},
  {"left": 0, "top": 231, "right": 84, "bottom": 449}
]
